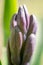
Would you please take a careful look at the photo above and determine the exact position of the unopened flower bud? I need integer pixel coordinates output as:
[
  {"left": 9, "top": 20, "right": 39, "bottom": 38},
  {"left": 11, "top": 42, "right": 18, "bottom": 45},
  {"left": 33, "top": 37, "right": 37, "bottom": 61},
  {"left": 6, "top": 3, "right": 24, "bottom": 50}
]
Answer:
[
  {"left": 9, "top": 26, "right": 23, "bottom": 65},
  {"left": 22, "top": 34, "right": 36, "bottom": 65},
  {"left": 23, "top": 5, "right": 30, "bottom": 31},
  {"left": 17, "top": 6, "right": 27, "bottom": 34},
  {"left": 28, "top": 15, "right": 38, "bottom": 35}
]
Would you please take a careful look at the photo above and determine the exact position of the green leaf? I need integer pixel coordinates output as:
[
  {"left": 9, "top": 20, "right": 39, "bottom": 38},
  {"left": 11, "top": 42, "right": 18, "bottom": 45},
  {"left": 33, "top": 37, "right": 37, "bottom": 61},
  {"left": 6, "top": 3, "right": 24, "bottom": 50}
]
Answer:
[
  {"left": 3, "top": 0, "right": 18, "bottom": 46},
  {"left": 0, "top": 60, "right": 2, "bottom": 65},
  {"left": 1, "top": 48, "right": 8, "bottom": 65}
]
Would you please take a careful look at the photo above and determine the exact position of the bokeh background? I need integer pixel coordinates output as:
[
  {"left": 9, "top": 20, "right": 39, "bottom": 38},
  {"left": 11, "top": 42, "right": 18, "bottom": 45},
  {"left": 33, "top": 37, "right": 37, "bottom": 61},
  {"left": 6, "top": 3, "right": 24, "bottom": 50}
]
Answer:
[{"left": 0, "top": 0, "right": 43, "bottom": 65}]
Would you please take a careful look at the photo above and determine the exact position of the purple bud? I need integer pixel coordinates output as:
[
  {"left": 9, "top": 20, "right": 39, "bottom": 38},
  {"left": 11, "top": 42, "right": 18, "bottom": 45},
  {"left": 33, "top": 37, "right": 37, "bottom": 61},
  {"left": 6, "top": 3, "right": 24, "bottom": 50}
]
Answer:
[
  {"left": 23, "top": 5, "right": 30, "bottom": 31},
  {"left": 17, "top": 6, "right": 27, "bottom": 34},
  {"left": 9, "top": 27, "right": 23, "bottom": 65},
  {"left": 8, "top": 5, "right": 38, "bottom": 65},
  {"left": 10, "top": 14, "right": 17, "bottom": 30},
  {"left": 29, "top": 15, "right": 38, "bottom": 35},
  {"left": 22, "top": 34, "right": 36, "bottom": 65}
]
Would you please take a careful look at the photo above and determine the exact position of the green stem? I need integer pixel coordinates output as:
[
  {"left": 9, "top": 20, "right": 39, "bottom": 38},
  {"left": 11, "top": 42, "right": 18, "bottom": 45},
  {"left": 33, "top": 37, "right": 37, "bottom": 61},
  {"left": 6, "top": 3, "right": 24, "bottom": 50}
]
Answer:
[{"left": 3, "top": 0, "right": 18, "bottom": 46}]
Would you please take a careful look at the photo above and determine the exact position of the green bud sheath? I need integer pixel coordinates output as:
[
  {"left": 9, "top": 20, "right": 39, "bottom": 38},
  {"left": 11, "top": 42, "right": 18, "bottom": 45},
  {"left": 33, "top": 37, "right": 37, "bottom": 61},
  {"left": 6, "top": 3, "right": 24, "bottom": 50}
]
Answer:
[{"left": 3, "top": 0, "right": 18, "bottom": 46}]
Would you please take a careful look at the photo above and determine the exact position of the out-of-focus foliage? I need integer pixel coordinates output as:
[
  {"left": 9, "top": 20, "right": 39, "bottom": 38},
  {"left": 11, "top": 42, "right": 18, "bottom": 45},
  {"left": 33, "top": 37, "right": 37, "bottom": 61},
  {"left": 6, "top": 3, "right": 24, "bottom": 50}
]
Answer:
[
  {"left": 1, "top": 48, "right": 8, "bottom": 65},
  {"left": 3, "top": 0, "right": 18, "bottom": 46},
  {"left": 0, "top": 60, "right": 2, "bottom": 65}
]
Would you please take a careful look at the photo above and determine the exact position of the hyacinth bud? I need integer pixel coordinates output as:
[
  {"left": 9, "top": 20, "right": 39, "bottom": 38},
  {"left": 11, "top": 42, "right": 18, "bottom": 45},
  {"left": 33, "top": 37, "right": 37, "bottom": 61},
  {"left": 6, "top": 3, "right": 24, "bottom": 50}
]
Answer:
[
  {"left": 22, "top": 34, "right": 36, "bottom": 65},
  {"left": 17, "top": 5, "right": 27, "bottom": 34},
  {"left": 9, "top": 26, "right": 23, "bottom": 65},
  {"left": 7, "top": 5, "right": 38, "bottom": 65},
  {"left": 23, "top": 5, "right": 30, "bottom": 31},
  {"left": 22, "top": 62, "right": 30, "bottom": 65},
  {"left": 28, "top": 15, "right": 38, "bottom": 35},
  {"left": 7, "top": 40, "right": 13, "bottom": 65},
  {"left": 10, "top": 14, "right": 17, "bottom": 30},
  {"left": 32, "top": 15, "right": 38, "bottom": 34}
]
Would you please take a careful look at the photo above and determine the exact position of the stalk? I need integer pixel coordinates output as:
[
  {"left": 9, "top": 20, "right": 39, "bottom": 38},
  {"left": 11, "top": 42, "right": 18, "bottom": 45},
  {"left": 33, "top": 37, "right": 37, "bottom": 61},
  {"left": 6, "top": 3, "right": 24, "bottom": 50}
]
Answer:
[{"left": 3, "top": 0, "right": 18, "bottom": 46}]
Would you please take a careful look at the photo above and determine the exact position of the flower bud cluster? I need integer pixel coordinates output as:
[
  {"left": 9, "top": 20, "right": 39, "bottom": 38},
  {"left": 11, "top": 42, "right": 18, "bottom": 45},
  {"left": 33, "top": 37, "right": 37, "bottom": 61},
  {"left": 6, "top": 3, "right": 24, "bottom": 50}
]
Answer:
[{"left": 7, "top": 5, "right": 38, "bottom": 65}]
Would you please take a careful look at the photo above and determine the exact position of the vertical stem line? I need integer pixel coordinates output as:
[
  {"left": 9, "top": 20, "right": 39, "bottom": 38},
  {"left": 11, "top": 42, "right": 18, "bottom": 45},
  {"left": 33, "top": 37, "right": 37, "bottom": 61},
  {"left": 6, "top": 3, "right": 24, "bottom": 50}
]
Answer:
[{"left": 3, "top": 0, "right": 18, "bottom": 46}]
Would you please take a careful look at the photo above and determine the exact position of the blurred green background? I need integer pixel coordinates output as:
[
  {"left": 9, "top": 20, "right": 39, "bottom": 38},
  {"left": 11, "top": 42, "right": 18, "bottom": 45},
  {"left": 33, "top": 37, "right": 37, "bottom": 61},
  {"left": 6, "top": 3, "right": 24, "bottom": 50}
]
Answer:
[{"left": 0, "top": 0, "right": 43, "bottom": 65}]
